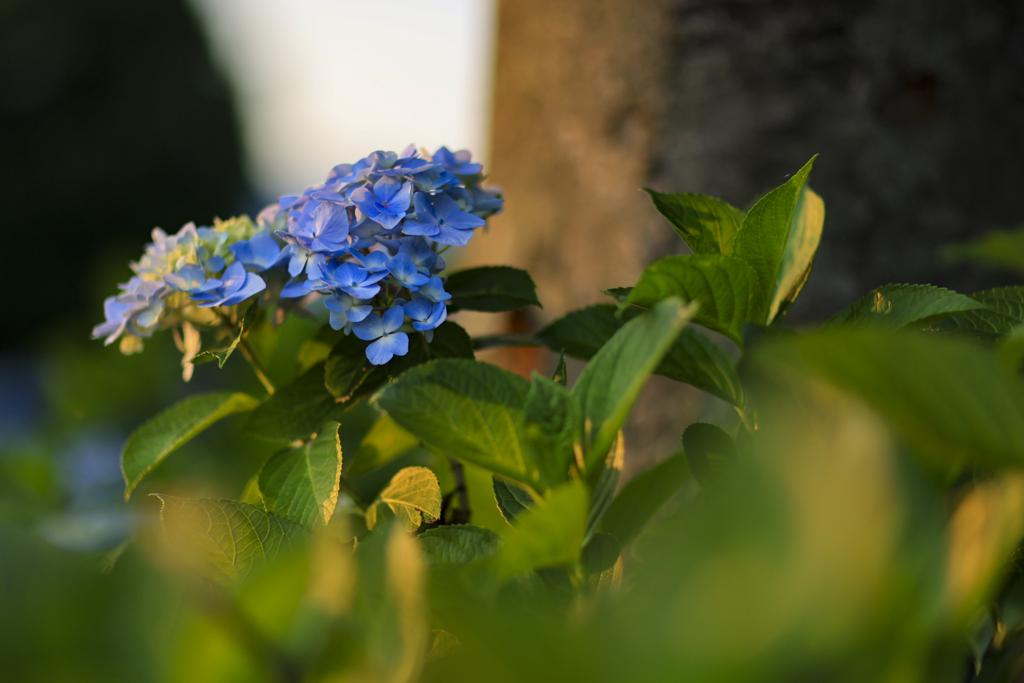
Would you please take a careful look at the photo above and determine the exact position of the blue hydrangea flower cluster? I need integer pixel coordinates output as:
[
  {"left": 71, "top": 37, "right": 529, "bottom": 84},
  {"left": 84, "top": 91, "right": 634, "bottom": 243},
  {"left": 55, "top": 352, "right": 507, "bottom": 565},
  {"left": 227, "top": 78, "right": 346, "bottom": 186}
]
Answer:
[{"left": 92, "top": 145, "right": 502, "bottom": 366}]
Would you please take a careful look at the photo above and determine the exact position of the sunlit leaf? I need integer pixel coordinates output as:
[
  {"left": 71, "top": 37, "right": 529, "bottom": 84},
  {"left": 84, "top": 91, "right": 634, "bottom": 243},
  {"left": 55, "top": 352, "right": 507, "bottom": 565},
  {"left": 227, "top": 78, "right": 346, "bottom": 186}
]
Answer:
[
  {"left": 825, "top": 284, "right": 985, "bottom": 331},
  {"left": 643, "top": 190, "right": 745, "bottom": 256},
  {"left": 258, "top": 423, "right": 342, "bottom": 527},
  {"left": 365, "top": 467, "right": 443, "bottom": 531}
]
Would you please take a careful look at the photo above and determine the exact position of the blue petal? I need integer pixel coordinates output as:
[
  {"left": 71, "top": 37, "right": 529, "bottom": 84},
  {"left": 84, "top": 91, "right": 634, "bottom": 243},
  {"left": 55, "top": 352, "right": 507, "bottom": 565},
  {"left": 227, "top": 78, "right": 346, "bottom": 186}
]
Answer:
[
  {"left": 418, "top": 276, "right": 452, "bottom": 303},
  {"left": 382, "top": 305, "right": 406, "bottom": 333},
  {"left": 352, "top": 314, "right": 385, "bottom": 341},
  {"left": 403, "top": 298, "right": 433, "bottom": 321},
  {"left": 432, "top": 225, "right": 474, "bottom": 247},
  {"left": 401, "top": 219, "right": 440, "bottom": 237},
  {"left": 219, "top": 273, "right": 266, "bottom": 306},
  {"left": 280, "top": 277, "right": 310, "bottom": 298},
  {"left": 346, "top": 304, "right": 373, "bottom": 322},
  {"left": 365, "top": 332, "right": 409, "bottom": 365}
]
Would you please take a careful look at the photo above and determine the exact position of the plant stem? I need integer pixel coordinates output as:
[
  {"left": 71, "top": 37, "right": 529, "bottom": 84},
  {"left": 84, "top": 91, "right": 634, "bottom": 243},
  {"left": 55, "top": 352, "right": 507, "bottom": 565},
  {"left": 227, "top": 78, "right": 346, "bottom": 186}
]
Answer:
[
  {"left": 239, "top": 339, "right": 276, "bottom": 395},
  {"left": 448, "top": 456, "right": 471, "bottom": 524}
]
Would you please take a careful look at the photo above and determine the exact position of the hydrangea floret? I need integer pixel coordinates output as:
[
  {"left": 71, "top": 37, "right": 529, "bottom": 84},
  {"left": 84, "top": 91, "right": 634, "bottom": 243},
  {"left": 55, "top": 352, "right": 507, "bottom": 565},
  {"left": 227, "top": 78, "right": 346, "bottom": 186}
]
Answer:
[{"left": 92, "top": 145, "right": 502, "bottom": 368}]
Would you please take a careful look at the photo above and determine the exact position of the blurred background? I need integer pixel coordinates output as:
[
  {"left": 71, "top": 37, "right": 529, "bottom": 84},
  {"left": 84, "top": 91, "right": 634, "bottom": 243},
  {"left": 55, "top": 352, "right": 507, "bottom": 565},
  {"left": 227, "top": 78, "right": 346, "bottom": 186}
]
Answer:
[{"left": 1, "top": 1, "right": 1023, "bottom": 677}]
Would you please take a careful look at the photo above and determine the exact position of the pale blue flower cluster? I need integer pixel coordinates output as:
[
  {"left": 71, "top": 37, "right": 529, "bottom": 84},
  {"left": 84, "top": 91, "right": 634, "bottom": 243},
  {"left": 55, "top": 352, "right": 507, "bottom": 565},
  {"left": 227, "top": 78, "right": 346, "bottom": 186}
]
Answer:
[{"left": 92, "top": 145, "right": 502, "bottom": 365}]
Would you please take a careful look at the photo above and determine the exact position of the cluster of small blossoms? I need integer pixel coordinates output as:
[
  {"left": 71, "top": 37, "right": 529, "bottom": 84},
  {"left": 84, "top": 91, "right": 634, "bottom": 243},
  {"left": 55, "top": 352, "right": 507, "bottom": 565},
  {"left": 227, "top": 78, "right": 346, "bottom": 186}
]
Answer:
[{"left": 92, "top": 145, "right": 502, "bottom": 366}]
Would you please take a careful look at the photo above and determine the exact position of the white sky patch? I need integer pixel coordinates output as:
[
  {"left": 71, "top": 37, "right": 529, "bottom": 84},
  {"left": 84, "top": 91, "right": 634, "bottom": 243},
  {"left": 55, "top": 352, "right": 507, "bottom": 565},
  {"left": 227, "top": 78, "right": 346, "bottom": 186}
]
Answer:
[{"left": 188, "top": 0, "right": 498, "bottom": 199}]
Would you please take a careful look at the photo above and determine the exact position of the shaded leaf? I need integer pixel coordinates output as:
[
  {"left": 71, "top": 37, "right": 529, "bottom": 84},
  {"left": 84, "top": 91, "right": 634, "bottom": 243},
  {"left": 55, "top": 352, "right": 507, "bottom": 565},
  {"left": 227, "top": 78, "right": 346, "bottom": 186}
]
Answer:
[
  {"left": 244, "top": 362, "right": 337, "bottom": 443},
  {"left": 627, "top": 254, "right": 758, "bottom": 345},
  {"left": 419, "top": 524, "right": 503, "bottom": 564},
  {"left": 825, "top": 284, "right": 986, "bottom": 331},
  {"left": 734, "top": 156, "right": 816, "bottom": 323},
  {"left": 552, "top": 352, "right": 567, "bottom": 386},
  {"left": 122, "top": 392, "right": 259, "bottom": 499},
  {"left": 928, "top": 287, "right": 1024, "bottom": 341},
  {"left": 373, "top": 359, "right": 533, "bottom": 485},
  {"left": 571, "top": 299, "right": 694, "bottom": 471},
  {"left": 944, "top": 226, "right": 1024, "bottom": 273},
  {"left": 366, "top": 466, "right": 443, "bottom": 531},
  {"left": 347, "top": 413, "right": 420, "bottom": 477},
  {"left": 600, "top": 451, "right": 691, "bottom": 545},
  {"left": 602, "top": 287, "right": 632, "bottom": 304},
  {"left": 581, "top": 532, "right": 620, "bottom": 576},
  {"left": 497, "top": 482, "right": 589, "bottom": 578},
  {"left": 749, "top": 329, "right": 1024, "bottom": 470},
  {"left": 585, "top": 432, "right": 624, "bottom": 544},
  {"left": 445, "top": 266, "right": 541, "bottom": 313},
  {"left": 520, "top": 374, "right": 576, "bottom": 489},
  {"left": 493, "top": 477, "right": 535, "bottom": 524},
  {"left": 537, "top": 304, "right": 743, "bottom": 407},
  {"left": 153, "top": 495, "right": 307, "bottom": 581},
  {"left": 643, "top": 189, "right": 745, "bottom": 256},
  {"left": 297, "top": 324, "right": 346, "bottom": 374},
  {"left": 324, "top": 334, "right": 375, "bottom": 401},
  {"left": 682, "top": 422, "right": 737, "bottom": 489},
  {"left": 258, "top": 424, "right": 342, "bottom": 527}
]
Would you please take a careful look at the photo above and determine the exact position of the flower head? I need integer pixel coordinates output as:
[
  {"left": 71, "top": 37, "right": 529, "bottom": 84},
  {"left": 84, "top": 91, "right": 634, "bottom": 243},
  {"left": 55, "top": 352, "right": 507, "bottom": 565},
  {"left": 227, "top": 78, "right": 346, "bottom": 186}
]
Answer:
[
  {"left": 402, "top": 192, "right": 485, "bottom": 247},
  {"left": 351, "top": 176, "right": 413, "bottom": 230}
]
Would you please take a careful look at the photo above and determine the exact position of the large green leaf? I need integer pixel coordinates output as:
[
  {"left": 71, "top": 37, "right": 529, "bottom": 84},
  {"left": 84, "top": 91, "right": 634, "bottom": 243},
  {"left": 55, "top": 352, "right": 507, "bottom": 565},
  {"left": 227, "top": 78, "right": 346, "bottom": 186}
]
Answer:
[
  {"left": 928, "top": 287, "right": 1024, "bottom": 341},
  {"left": 824, "top": 284, "right": 986, "bottom": 331},
  {"left": 585, "top": 433, "right": 624, "bottom": 544},
  {"left": 497, "top": 482, "right": 589, "bottom": 579},
  {"left": 346, "top": 413, "right": 420, "bottom": 477},
  {"left": 627, "top": 255, "right": 758, "bottom": 345},
  {"left": 750, "top": 330, "right": 1024, "bottom": 469},
  {"left": 244, "top": 362, "right": 337, "bottom": 443},
  {"left": 153, "top": 495, "right": 307, "bottom": 581},
  {"left": 769, "top": 187, "right": 824, "bottom": 321},
  {"left": 492, "top": 477, "right": 535, "bottom": 524},
  {"left": 642, "top": 190, "right": 745, "bottom": 256},
  {"left": 520, "top": 374, "right": 576, "bottom": 489},
  {"left": 571, "top": 299, "right": 694, "bottom": 472},
  {"left": 258, "top": 423, "right": 342, "bottom": 528},
  {"left": 537, "top": 304, "right": 743, "bottom": 406},
  {"left": 444, "top": 266, "right": 541, "bottom": 313},
  {"left": 373, "top": 359, "right": 533, "bottom": 485},
  {"left": 600, "top": 451, "right": 691, "bottom": 545},
  {"left": 734, "top": 156, "right": 816, "bottom": 323},
  {"left": 122, "top": 392, "right": 259, "bottom": 499},
  {"left": 419, "top": 524, "right": 503, "bottom": 564},
  {"left": 365, "top": 466, "right": 443, "bottom": 531}
]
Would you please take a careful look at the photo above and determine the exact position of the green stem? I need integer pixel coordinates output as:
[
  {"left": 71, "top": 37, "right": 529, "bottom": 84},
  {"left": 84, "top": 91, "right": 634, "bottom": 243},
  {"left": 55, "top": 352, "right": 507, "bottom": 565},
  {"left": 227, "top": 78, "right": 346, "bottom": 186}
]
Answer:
[{"left": 471, "top": 333, "right": 545, "bottom": 351}]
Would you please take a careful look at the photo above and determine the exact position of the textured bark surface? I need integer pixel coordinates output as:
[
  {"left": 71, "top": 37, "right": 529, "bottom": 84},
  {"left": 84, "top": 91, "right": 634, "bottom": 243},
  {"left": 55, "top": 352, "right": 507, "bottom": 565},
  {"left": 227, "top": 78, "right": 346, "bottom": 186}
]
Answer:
[{"left": 468, "top": 0, "right": 1024, "bottom": 472}]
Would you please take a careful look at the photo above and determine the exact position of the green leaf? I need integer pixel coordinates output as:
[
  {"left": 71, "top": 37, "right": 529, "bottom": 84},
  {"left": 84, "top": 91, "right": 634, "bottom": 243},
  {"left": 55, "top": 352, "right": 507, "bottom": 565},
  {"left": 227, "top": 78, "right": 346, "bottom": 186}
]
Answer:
[
  {"left": 943, "top": 226, "right": 1024, "bottom": 273},
  {"left": 493, "top": 477, "right": 535, "bottom": 524},
  {"left": 581, "top": 532, "right": 620, "bottom": 576},
  {"left": 643, "top": 189, "right": 745, "bottom": 256},
  {"left": 419, "top": 524, "right": 504, "bottom": 564},
  {"left": 373, "top": 359, "right": 533, "bottom": 485},
  {"left": 347, "top": 321, "right": 476, "bottom": 406},
  {"left": 365, "top": 466, "right": 443, "bottom": 531},
  {"left": 296, "top": 324, "right": 345, "bottom": 374},
  {"left": 324, "top": 334, "right": 375, "bottom": 401},
  {"left": 602, "top": 287, "right": 632, "bottom": 304},
  {"left": 824, "top": 284, "right": 986, "bottom": 331},
  {"left": 444, "top": 266, "right": 541, "bottom": 313},
  {"left": 750, "top": 329, "right": 1024, "bottom": 469},
  {"left": 600, "top": 451, "right": 690, "bottom": 545},
  {"left": 537, "top": 304, "right": 743, "bottom": 407},
  {"left": 769, "top": 186, "right": 824, "bottom": 321},
  {"left": 190, "top": 301, "right": 257, "bottom": 368},
  {"left": 153, "top": 495, "right": 307, "bottom": 581},
  {"left": 520, "top": 374, "right": 576, "bottom": 489},
  {"left": 552, "top": 352, "right": 568, "bottom": 386},
  {"left": 734, "top": 156, "right": 817, "bottom": 323},
  {"left": 497, "top": 482, "right": 589, "bottom": 578},
  {"left": 627, "top": 254, "right": 759, "bottom": 345},
  {"left": 258, "top": 423, "right": 342, "bottom": 528},
  {"left": 682, "top": 422, "right": 737, "bottom": 489},
  {"left": 347, "top": 413, "right": 420, "bottom": 477},
  {"left": 244, "top": 362, "right": 337, "bottom": 443},
  {"left": 571, "top": 299, "right": 694, "bottom": 471},
  {"left": 122, "top": 392, "right": 260, "bottom": 499},
  {"left": 928, "top": 287, "right": 1024, "bottom": 341}
]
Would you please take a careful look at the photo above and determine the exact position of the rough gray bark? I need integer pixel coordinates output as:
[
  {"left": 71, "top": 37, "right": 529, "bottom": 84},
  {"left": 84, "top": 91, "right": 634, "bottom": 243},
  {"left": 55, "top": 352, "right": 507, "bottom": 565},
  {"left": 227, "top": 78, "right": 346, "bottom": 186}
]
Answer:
[{"left": 468, "top": 0, "right": 1024, "bottom": 471}]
